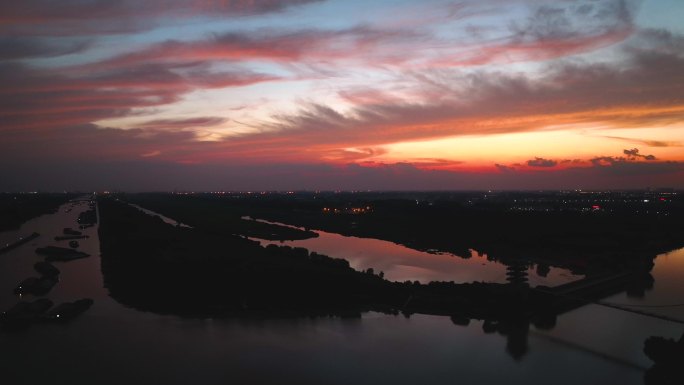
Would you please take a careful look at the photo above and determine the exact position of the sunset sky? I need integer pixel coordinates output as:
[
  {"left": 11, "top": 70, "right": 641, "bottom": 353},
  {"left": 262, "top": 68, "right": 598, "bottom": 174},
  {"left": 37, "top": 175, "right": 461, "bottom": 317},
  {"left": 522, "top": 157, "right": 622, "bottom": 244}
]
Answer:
[{"left": 2, "top": 0, "right": 683, "bottom": 191}]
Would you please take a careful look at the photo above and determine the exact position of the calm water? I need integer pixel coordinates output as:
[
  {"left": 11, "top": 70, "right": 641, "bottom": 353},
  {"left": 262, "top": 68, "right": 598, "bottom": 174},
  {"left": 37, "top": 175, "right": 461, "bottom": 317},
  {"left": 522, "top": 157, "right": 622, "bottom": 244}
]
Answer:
[
  {"left": 1, "top": 201, "right": 683, "bottom": 385},
  {"left": 128, "top": 203, "right": 192, "bottom": 228},
  {"left": 244, "top": 217, "right": 582, "bottom": 286}
]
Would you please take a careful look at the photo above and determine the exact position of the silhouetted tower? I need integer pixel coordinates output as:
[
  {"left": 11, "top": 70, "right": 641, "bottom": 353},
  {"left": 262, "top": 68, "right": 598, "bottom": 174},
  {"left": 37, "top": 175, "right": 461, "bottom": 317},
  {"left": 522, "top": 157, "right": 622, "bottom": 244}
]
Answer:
[{"left": 506, "top": 259, "right": 529, "bottom": 287}]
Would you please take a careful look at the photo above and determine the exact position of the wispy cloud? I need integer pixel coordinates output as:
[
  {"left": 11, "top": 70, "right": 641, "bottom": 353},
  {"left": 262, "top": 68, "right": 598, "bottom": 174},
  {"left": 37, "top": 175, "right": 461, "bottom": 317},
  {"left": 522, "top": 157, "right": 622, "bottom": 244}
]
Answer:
[
  {"left": 0, "top": 61, "right": 279, "bottom": 132},
  {"left": 241, "top": 35, "right": 684, "bottom": 152},
  {"left": 2, "top": 0, "right": 683, "bottom": 190},
  {"left": 0, "top": 0, "right": 321, "bottom": 35},
  {"left": 601, "top": 135, "right": 682, "bottom": 147},
  {"left": 137, "top": 117, "right": 227, "bottom": 130}
]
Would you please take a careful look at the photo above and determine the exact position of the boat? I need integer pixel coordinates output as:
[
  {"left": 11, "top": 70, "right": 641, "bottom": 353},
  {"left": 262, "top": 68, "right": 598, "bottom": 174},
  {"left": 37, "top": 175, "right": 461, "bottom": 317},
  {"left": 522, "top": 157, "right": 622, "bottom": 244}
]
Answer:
[
  {"left": 54, "top": 234, "right": 89, "bottom": 241},
  {"left": 63, "top": 228, "right": 82, "bottom": 236},
  {"left": 42, "top": 299, "right": 94, "bottom": 322},
  {"left": 35, "top": 246, "right": 89, "bottom": 261},
  {"left": 13, "top": 277, "right": 39, "bottom": 295},
  {"left": 0, "top": 299, "right": 53, "bottom": 329},
  {"left": 33, "top": 276, "right": 59, "bottom": 295},
  {"left": 34, "top": 261, "right": 60, "bottom": 277},
  {"left": 13, "top": 275, "right": 58, "bottom": 295},
  {"left": 0, "top": 232, "right": 40, "bottom": 254}
]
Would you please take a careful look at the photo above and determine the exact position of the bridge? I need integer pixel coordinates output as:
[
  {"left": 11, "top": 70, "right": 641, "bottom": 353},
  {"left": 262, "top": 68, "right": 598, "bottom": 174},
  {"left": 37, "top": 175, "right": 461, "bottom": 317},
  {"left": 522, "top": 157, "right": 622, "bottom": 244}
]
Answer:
[{"left": 534, "top": 270, "right": 684, "bottom": 325}]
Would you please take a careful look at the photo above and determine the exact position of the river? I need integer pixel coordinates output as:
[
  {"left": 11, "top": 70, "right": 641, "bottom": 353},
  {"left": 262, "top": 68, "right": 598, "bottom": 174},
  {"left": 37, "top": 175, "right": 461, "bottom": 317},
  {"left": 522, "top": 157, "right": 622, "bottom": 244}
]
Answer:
[
  {"left": 1, "top": 200, "right": 682, "bottom": 385},
  {"left": 243, "top": 217, "right": 582, "bottom": 286}
]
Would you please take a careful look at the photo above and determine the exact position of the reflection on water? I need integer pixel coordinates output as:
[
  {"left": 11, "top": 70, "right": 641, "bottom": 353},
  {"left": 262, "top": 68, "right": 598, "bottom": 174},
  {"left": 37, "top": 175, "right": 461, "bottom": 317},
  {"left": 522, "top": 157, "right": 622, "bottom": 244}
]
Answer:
[
  {"left": 245, "top": 217, "right": 582, "bottom": 286},
  {"left": 534, "top": 247, "right": 684, "bottom": 368},
  {"left": 128, "top": 203, "right": 192, "bottom": 228},
  {"left": 606, "top": 248, "right": 684, "bottom": 320},
  {"left": 1, "top": 202, "right": 683, "bottom": 384}
]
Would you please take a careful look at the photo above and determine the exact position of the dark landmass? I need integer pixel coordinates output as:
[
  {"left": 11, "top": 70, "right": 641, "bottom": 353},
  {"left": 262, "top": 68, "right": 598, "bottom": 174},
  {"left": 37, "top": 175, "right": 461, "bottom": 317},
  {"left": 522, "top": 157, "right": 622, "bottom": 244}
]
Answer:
[
  {"left": 97, "top": 196, "right": 654, "bottom": 322},
  {"left": 99, "top": 198, "right": 541, "bottom": 319},
  {"left": 99, "top": 198, "right": 401, "bottom": 317},
  {"left": 0, "top": 193, "right": 74, "bottom": 231},
  {"left": 125, "top": 191, "right": 684, "bottom": 277},
  {"left": 98, "top": 194, "right": 666, "bottom": 361}
]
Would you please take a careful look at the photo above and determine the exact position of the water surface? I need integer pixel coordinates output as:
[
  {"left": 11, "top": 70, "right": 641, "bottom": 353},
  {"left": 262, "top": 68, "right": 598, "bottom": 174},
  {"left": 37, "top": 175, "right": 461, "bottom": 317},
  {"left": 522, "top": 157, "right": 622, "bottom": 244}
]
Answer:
[
  {"left": 128, "top": 202, "right": 192, "bottom": 228},
  {"left": 245, "top": 217, "right": 582, "bottom": 286}
]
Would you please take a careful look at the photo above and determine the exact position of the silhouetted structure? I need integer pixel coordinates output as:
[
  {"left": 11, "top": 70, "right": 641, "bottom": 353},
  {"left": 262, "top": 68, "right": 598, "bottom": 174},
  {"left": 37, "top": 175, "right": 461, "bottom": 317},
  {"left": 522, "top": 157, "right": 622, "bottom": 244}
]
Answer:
[
  {"left": 506, "top": 259, "right": 529, "bottom": 287},
  {"left": 644, "top": 332, "right": 684, "bottom": 385}
]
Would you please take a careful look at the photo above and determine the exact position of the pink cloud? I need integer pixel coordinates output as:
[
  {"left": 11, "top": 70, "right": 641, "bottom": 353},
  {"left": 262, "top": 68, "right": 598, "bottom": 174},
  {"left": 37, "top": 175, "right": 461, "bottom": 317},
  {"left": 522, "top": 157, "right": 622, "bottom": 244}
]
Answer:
[{"left": 0, "top": 62, "right": 279, "bottom": 132}]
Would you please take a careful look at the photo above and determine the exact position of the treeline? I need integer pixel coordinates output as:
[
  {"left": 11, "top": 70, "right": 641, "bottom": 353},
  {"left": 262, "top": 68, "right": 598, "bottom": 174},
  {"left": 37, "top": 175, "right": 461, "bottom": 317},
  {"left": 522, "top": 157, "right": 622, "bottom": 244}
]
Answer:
[{"left": 0, "top": 193, "right": 74, "bottom": 231}]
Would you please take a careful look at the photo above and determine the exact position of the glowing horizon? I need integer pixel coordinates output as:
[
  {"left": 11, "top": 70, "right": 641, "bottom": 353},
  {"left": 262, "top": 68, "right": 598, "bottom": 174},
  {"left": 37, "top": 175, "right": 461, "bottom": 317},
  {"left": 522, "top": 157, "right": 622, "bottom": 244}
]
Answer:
[{"left": 1, "top": 0, "right": 683, "bottom": 191}]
